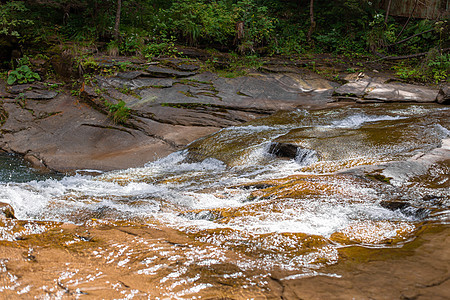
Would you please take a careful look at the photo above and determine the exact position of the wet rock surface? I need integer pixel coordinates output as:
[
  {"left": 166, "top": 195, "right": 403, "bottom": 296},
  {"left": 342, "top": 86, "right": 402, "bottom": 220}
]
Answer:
[
  {"left": 0, "top": 61, "right": 335, "bottom": 172},
  {"left": 0, "top": 58, "right": 447, "bottom": 172},
  {"left": 277, "top": 225, "right": 450, "bottom": 300},
  {"left": 0, "top": 202, "right": 16, "bottom": 219}
]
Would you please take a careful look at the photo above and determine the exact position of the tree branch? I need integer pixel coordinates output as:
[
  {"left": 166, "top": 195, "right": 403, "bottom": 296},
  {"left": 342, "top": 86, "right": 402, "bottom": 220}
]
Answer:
[{"left": 397, "top": 0, "right": 419, "bottom": 39}]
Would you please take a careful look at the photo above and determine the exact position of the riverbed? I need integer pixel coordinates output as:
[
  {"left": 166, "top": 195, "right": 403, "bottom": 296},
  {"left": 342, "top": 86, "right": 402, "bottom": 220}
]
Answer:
[{"left": 0, "top": 103, "right": 449, "bottom": 298}]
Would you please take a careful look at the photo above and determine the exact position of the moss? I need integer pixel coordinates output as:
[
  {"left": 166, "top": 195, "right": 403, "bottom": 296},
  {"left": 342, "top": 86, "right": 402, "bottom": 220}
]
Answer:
[
  {"left": 179, "top": 90, "right": 196, "bottom": 97},
  {"left": 366, "top": 173, "right": 392, "bottom": 184}
]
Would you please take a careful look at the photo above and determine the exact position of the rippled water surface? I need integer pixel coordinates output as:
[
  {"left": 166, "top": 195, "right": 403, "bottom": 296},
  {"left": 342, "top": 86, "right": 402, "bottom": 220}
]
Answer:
[{"left": 0, "top": 103, "right": 449, "bottom": 298}]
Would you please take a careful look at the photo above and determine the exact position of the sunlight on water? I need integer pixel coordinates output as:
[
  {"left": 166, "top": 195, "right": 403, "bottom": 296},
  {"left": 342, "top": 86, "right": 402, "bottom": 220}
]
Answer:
[{"left": 0, "top": 104, "right": 449, "bottom": 298}]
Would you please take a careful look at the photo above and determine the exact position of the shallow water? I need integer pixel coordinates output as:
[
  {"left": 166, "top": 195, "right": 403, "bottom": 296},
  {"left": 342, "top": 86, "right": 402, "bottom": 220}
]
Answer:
[{"left": 0, "top": 103, "right": 449, "bottom": 298}]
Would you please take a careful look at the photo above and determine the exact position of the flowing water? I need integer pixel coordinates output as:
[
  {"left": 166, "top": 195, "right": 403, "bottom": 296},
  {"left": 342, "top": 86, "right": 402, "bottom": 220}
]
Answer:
[{"left": 0, "top": 103, "right": 449, "bottom": 298}]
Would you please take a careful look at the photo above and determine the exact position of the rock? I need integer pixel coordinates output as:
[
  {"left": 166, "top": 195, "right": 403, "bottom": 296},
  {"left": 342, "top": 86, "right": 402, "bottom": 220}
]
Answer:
[
  {"left": 268, "top": 142, "right": 299, "bottom": 159},
  {"left": 8, "top": 84, "right": 58, "bottom": 100},
  {"left": 144, "top": 65, "right": 197, "bottom": 78},
  {"left": 8, "top": 84, "right": 34, "bottom": 94},
  {"left": 436, "top": 86, "right": 450, "bottom": 104},
  {"left": 176, "top": 63, "right": 200, "bottom": 72},
  {"left": 0, "top": 63, "right": 336, "bottom": 172},
  {"left": 268, "top": 142, "right": 318, "bottom": 165},
  {"left": 0, "top": 202, "right": 16, "bottom": 219},
  {"left": 334, "top": 79, "right": 439, "bottom": 103},
  {"left": 24, "top": 153, "right": 48, "bottom": 171},
  {"left": 50, "top": 50, "right": 78, "bottom": 79},
  {"left": 334, "top": 79, "right": 369, "bottom": 98},
  {"left": 24, "top": 90, "right": 58, "bottom": 100},
  {"left": 340, "top": 138, "right": 450, "bottom": 186},
  {"left": 380, "top": 200, "right": 428, "bottom": 219},
  {"left": 380, "top": 201, "right": 410, "bottom": 211},
  {"left": 117, "top": 71, "right": 145, "bottom": 80},
  {"left": 175, "top": 46, "right": 211, "bottom": 59}
]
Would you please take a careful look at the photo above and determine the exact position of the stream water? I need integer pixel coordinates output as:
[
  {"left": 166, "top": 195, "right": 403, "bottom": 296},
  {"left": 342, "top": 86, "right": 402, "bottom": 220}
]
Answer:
[{"left": 0, "top": 103, "right": 449, "bottom": 298}]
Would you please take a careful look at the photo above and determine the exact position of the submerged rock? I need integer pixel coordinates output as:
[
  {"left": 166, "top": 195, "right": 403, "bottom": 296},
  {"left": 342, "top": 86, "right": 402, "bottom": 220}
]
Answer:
[
  {"left": 0, "top": 202, "right": 16, "bottom": 219},
  {"left": 380, "top": 200, "right": 429, "bottom": 219},
  {"left": 268, "top": 142, "right": 299, "bottom": 159}
]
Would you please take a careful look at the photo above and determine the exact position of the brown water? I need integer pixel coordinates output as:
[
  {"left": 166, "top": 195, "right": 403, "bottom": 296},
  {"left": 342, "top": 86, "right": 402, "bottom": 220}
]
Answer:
[{"left": 0, "top": 103, "right": 449, "bottom": 298}]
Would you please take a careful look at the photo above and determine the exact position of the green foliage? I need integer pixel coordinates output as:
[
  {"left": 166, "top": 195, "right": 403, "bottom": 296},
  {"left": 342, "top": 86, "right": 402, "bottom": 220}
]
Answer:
[
  {"left": 0, "top": 0, "right": 446, "bottom": 78},
  {"left": 0, "top": 1, "right": 33, "bottom": 38},
  {"left": 119, "top": 32, "right": 145, "bottom": 55},
  {"left": 104, "top": 99, "right": 131, "bottom": 125},
  {"left": 367, "top": 13, "right": 397, "bottom": 51},
  {"left": 394, "top": 52, "right": 449, "bottom": 84},
  {"left": 7, "top": 65, "right": 40, "bottom": 85},
  {"left": 163, "top": 0, "right": 236, "bottom": 46},
  {"left": 233, "top": 0, "right": 276, "bottom": 54},
  {"left": 426, "top": 53, "right": 450, "bottom": 84},
  {"left": 143, "top": 36, "right": 181, "bottom": 59}
]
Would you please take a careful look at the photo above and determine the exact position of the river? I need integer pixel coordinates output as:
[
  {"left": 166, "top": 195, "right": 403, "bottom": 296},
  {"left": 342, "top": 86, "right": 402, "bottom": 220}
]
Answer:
[{"left": 0, "top": 103, "right": 449, "bottom": 298}]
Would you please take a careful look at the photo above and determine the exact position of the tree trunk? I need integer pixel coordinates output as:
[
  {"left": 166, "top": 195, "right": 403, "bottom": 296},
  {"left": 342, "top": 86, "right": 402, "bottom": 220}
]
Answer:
[
  {"left": 307, "top": 0, "right": 315, "bottom": 43},
  {"left": 114, "top": 0, "right": 122, "bottom": 41},
  {"left": 385, "top": 0, "right": 392, "bottom": 23}
]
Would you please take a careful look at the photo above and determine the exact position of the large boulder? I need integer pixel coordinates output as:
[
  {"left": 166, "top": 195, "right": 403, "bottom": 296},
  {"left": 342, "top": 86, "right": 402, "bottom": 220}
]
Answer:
[{"left": 334, "top": 78, "right": 440, "bottom": 103}]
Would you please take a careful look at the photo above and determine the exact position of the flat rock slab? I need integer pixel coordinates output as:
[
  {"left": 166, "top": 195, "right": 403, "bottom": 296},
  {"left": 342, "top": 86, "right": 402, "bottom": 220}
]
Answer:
[
  {"left": 7, "top": 83, "right": 58, "bottom": 100},
  {"left": 24, "top": 90, "right": 59, "bottom": 100},
  {"left": 145, "top": 65, "right": 197, "bottom": 78},
  {"left": 335, "top": 79, "right": 439, "bottom": 103}
]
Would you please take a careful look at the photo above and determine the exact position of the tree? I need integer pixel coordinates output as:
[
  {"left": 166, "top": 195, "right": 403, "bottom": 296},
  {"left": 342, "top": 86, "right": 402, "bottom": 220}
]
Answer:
[
  {"left": 307, "top": 0, "right": 315, "bottom": 43},
  {"left": 114, "top": 0, "right": 121, "bottom": 41}
]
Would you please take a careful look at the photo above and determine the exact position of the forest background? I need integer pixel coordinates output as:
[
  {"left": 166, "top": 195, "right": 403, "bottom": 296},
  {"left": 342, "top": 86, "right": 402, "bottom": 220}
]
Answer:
[{"left": 0, "top": 0, "right": 449, "bottom": 85}]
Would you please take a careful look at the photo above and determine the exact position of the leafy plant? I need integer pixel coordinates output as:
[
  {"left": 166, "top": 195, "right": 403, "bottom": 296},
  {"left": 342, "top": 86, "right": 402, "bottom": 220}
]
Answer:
[
  {"left": 104, "top": 99, "right": 130, "bottom": 124},
  {"left": 119, "top": 32, "right": 144, "bottom": 55},
  {"left": 143, "top": 35, "right": 181, "bottom": 59},
  {"left": 7, "top": 65, "right": 40, "bottom": 85}
]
